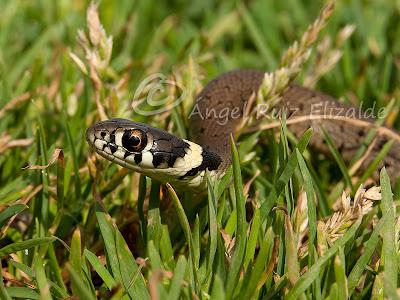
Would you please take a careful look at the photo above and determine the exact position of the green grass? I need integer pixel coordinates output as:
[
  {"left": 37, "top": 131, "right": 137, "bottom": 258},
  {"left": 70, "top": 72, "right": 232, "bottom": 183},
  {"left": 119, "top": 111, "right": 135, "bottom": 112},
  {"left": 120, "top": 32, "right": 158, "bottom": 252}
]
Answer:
[{"left": 1, "top": 0, "right": 400, "bottom": 299}]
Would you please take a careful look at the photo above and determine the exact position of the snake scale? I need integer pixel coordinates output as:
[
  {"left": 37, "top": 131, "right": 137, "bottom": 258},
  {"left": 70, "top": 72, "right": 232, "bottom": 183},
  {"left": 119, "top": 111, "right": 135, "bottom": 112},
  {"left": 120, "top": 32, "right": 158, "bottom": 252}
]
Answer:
[{"left": 86, "top": 69, "right": 400, "bottom": 191}]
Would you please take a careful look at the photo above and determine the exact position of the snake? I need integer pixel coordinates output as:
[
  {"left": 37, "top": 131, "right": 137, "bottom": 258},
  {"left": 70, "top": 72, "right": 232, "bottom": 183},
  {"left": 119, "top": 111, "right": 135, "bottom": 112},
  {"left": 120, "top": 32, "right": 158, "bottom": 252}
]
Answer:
[{"left": 86, "top": 69, "right": 400, "bottom": 192}]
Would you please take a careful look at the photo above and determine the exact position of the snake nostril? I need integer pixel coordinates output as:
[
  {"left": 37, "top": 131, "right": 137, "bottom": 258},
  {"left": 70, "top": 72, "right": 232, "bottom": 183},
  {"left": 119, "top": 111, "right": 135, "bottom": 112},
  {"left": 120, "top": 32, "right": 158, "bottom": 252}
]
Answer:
[{"left": 100, "top": 131, "right": 107, "bottom": 138}]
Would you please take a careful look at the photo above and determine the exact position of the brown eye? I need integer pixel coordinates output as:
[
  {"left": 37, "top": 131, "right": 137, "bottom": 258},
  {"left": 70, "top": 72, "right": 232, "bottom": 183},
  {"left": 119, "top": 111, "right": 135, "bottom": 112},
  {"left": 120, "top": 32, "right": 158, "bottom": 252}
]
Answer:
[{"left": 122, "top": 129, "right": 147, "bottom": 152}]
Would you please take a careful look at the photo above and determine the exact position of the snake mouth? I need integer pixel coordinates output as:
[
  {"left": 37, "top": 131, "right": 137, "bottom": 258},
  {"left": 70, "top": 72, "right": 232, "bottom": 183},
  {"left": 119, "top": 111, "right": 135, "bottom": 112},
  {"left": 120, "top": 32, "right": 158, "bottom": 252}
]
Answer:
[{"left": 85, "top": 125, "right": 96, "bottom": 146}]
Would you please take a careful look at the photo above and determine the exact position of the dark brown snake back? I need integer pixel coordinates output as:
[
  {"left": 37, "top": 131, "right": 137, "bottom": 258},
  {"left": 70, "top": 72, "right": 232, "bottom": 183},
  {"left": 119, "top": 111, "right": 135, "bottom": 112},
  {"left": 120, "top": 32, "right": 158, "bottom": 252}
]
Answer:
[{"left": 189, "top": 69, "right": 400, "bottom": 182}]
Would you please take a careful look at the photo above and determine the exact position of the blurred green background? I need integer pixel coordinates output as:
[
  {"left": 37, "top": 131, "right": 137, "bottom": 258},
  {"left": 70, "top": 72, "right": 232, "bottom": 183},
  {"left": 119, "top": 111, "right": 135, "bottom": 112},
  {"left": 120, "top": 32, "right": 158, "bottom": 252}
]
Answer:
[{"left": 0, "top": 0, "right": 399, "bottom": 299}]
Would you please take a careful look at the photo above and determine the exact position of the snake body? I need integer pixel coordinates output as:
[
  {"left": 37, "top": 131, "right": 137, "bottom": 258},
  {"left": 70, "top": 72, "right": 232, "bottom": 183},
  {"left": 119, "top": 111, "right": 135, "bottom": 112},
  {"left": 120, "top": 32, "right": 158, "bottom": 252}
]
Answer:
[{"left": 86, "top": 69, "right": 400, "bottom": 191}]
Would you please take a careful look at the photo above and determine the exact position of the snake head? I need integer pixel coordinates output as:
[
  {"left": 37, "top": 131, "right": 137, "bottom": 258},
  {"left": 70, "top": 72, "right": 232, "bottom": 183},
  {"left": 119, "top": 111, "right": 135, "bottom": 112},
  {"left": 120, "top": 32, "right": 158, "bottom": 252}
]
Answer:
[{"left": 86, "top": 118, "right": 222, "bottom": 191}]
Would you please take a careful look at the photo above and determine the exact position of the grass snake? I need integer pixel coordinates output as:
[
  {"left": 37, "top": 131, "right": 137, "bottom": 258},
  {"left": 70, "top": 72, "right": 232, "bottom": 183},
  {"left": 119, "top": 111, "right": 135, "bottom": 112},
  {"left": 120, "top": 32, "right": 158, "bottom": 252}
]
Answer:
[{"left": 86, "top": 69, "right": 400, "bottom": 191}]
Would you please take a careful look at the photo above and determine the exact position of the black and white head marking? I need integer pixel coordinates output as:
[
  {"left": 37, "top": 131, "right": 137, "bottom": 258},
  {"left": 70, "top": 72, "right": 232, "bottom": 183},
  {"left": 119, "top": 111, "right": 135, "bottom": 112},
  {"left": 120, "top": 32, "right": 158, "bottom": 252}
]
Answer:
[
  {"left": 180, "top": 146, "right": 222, "bottom": 179},
  {"left": 86, "top": 119, "right": 223, "bottom": 191}
]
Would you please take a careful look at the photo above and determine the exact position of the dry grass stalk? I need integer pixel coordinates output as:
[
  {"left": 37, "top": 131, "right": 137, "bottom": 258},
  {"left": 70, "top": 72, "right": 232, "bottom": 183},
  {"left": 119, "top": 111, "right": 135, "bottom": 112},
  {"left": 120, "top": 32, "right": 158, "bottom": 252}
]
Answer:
[
  {"left": 0, "top": 92, "right": 32, "bottom": 118},
  {"left": 323, "top": 185, "right": 381, "bottom": 247},
  {"left": 70, "top": 2, "right": 112, "bottom": 120},
  {"left": 349, "top": 137, "right": 378, "bottom": 177},
  {"left": 23, "top": 148, "right": 64, "bottom": 170},
  {"left": 246, "top": 114, "right": 400, "bottom": 144},
  {"left": 293, "top": 189, "right": 310, "bottom": 251},
  {"left": 0, "top": 133, "right": 33, "bottom": 154},
  {"left": 0, "top": 184, "right": 43, "bottom": 238},
  {"left": 395, "top": 217, "right": 400, "bottom": 253},
  {"left": 298, "top": 185, "right": 381, "bottom": 257},
  {"left": 255, "top": 1, "right": 335, "bottom": 111},
  {"left": 304, "top": 24, "right": 356, "bottom": 88}
]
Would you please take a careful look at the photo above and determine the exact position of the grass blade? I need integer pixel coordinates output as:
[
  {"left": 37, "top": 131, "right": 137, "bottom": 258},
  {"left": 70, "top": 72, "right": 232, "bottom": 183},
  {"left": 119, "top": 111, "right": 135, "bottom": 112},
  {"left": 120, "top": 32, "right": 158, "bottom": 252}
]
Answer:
[
  {"left": 379, "top": 168, "right": 398, "bottom": 295},
  {"left": 67, "top": 263, "right": 96, "bottom": 300},
  {"left": 356, "top": 140, "right": 394, "bottom": 186},
  {"left": 240, "top": 230, "right": 272, "bottom": 299},
  {"left": 96, "top": 211, "right": 149, "bottom": 299},
  {"left": 243, "top": 206, "right": 260, "bottom": 270},
  {"left": 321, "top": 126, "right": 354, "bottom": 192},
  {"left": 225, "top": 134, "right": 247, "bottom": 299},
  {"left": 147, "top": 180, "right": 162, "bottom": 249},
  {"left": 333, "top": 247, "right": 348, "bottom": 299},
  {"left": 148, "top": 240, "right": 163, "bottom": 270},
  {"left": 168, "top": 255, "right": 187, "bottom": 300},
  {"left": 62, "top": 113, "right": 81, "bottom": 199},
  {"left": 205, "top": 172, "right": 218, "bottom": 282},
  {"left": 348, "top": 218, "right": 383, "bottom": 295},
  {"left": 285, "top": 214, "right": 300, "bottom": 287},
  {"left": 286, "top": 219, "right": 362, "bottom": 300},
  {"left": 4, "top": 287, "right": 40, "bottom": 300},
  {"left": 0, "top": 266, "right": 11, "bottom": 300},
  {"left": 33, "top": 255, "right": 52, "bottom": 300},
  {"left": 0, "top": 237, "right": 55, "bottom": 257},
  {"left": 239, "top": 3, "right": 276, "bottom": 66},
  {"left": 166, "top": 183, "right": 199, "bottom": 294},
  {"left": 211, "top": 275, "right": 225, "bottom": 300},
  {"left": 260, "top": 128, "right": 313, "bottom": 220},
  {"left": 9, "top": 260, "right": 34, "bottom": 279},
  {"left": 0, "top": 204, "right": 27, "bottom": 227},
  {"left": 84, "top": 249, "right": 117, "bottom": 290},
  {"left": 296, "top": 150, "right": 317, "bottom": 245},
  {"left": 160, "top": 225, "right": 174, "bottom": 269},
  {"left": 137, "top": 174, "right": 147, "bottom": 242},
  {"left": 69, "top": 228, "right": 90, "bottom": 295}
]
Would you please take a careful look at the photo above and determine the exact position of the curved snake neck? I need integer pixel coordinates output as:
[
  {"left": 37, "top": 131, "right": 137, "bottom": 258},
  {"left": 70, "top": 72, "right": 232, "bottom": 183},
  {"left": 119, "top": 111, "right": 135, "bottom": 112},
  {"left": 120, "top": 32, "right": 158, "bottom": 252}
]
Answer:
[
  {"left": 189, "top": 70, "right": 264, "bottom": 170},
  {"left": 86, "top": 69, "right": 400, "bottom": 191}
]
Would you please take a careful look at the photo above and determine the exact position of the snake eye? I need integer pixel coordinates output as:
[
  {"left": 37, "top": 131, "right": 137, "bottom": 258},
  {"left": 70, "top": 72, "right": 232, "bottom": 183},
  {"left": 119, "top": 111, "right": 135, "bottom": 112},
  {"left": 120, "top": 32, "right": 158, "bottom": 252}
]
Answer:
[{"left": 122, "top": 129, "right": 147, "bottom": 152}]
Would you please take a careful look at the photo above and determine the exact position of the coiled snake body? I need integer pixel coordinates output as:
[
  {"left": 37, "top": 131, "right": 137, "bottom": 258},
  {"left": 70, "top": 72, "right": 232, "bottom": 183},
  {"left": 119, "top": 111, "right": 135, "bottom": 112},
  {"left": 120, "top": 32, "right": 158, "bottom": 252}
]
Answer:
[{"left": 86, "top": 70, "right": 400, "bottom": 191}]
